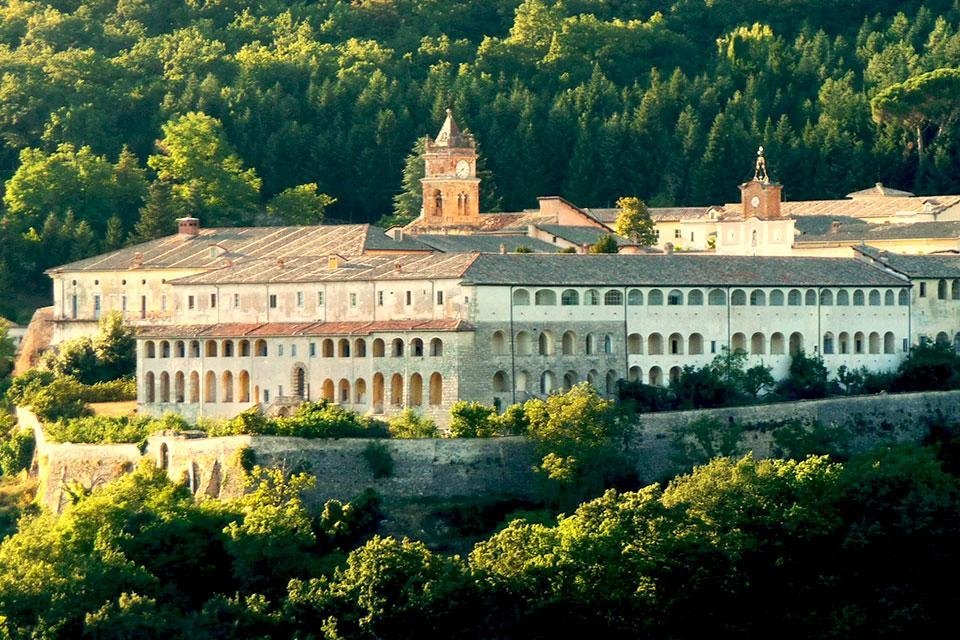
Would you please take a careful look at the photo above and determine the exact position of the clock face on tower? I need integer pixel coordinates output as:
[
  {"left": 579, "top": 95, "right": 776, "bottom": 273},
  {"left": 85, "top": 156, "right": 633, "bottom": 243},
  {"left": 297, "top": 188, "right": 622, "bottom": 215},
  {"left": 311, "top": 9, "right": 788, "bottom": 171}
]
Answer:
[
  {"left": 750, "top": 195, "right": 760, "bottom": 209},
  {"left": 455, "top": 160, "right": 470, "bottom": 178}
]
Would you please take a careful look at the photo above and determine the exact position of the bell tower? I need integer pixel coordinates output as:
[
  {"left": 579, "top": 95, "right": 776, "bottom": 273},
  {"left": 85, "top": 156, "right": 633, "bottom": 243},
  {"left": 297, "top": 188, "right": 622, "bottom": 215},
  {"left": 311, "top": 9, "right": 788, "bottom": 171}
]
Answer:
[
  {"left": 739, "top": 145, "right": 783, "bottom": 220},
  {"left": 420, "top": 109, "right": 480, "bottom": 227}
]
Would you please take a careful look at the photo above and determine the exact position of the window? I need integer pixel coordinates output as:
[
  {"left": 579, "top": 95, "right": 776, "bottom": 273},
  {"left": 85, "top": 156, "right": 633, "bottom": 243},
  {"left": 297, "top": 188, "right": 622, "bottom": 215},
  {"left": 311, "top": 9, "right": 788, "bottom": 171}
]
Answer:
[
  {"left": 535, "top": 290, "right": 557, "bottom": 305},
  {"left": 188, "top": 295, "right": 195, "bottom": 310},
  {"left": 378, "top": 291, "right": 384, "bottom": 306},
  {"left": 688, "top": 290, "right": 703, "bottom": 305},
  {"left": 122, "top": 295, "right": 127, "bottom": 311},
  {"left": 836, "top": 290, "right": 849, "bottom": 305},
  {"left": 731, "top": 289, "right": 746, "bottom": 305},
  {"left": 140, "top": 295, "right": 146, "bottom": 319},
  {"left": 269, "top": 294, "right": 277, "bottom": 308},
  {"left": 708, "top": 289, "right": 726, "bottom": 305},
  {"left": 920, "top": 282, "right": 927, "bottom": 297},
  {"left": 750, "top": 290, "right": 766, "bottom": 306},
  {"left": 162, "top": 295, "right": 167, "bottom": 312},
  {"left": 710, "top": 340, "right": 717, "bottom": 354},
  {"left": 513, "top": 289, "right": 530, "bottom": 305},
  {"left": 561, "top": 289, "right": 579, "bottom": 306},
  {"left": 309, "top": 342, "right": 316, "bottom": 357},
  {"left": 648, "top": 289, "right": 663, "bottom": 305},
  {"left": 788, "top": 290, "right": 801, "bottom": 306},
  {"left": 604, "top": 290, "right": 622, "bottom": 305},
  {"left": 805, "top": 290, "right": 817, "bottom": 305},
  {"left": 350, "top": 293, "right": 357, "bottom": 307},
  {"left": 667, "top": 290, "right": 683, "bottom": 305},
  {"left": 627, "top": 289, "right": 643, "bottom": 305},
  {"left": 233, "top": 293, "right": 239, "bottom": 308},
  {"left": 291, "top": 344, "right": 298, "bottom": 357},
  {"left": 853, "top": 290, "right": 865, "bottom": 306},
  {"left": 296, "top": 291, "right": 304, "bottom": 307},
  {"left": 899, "top": 289, "right": 909, "bottom": 305},
  {"left": 317, "top": 291, "right": 324, "bottom": 306},
  {"left": 770, "top": 290, "right": 784, "bottom": 306},
  {"left": 278, "top": 344, "right": 284, "bottom": 356},
  {"left": 436, "top": 290, "right": 444, "bottom": 305},
  {"left": 674, "top": 229, "right": 681, "bottom": 239},
  {"left": 584, "top": 290, "right": 600, "bottom": 305},
  {"left": 93, "top": 295, "right": 101, "bottom": 319},
  {"left": 210, "top": 293, "right": 217, "bottom": 308},
  {"left": 405, "top": 290, "right": 412, "bottom": 305}
]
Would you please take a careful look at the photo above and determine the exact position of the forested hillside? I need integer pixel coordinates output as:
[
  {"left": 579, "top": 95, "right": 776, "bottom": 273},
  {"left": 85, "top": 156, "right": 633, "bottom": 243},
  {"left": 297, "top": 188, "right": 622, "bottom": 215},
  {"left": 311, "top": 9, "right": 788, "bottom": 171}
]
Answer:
[{"left": 2, "top": 0, "right": 960, "bottom": 320}]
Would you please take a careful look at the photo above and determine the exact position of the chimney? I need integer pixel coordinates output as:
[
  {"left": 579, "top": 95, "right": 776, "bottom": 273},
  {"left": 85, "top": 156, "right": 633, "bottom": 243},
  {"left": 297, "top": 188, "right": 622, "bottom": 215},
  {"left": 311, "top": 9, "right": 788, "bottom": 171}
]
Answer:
[
  {"left": 580, "top": 243, "right": 590, "bottom": 254},
  {"left": 177, "top": 217, "right": 200, "bottom": 236},
  {"left": 327, "top": 255, "right": 339, "bottom": 270},
  {"left": 395, "top": 263, "right": 403, "bottom": 273},
  {"left": 499, "top": 243, "right": 507, "bottom": 255},
  {"left": 132, "top": 252, "right": 143, "bottom": 268},
  {"left": 830, "top": 221, "right": 841, "bottom": 233},
  {"left": 276, "top": 258, "right": 285, "bottom": 269},
  {"left": 396, "top": 228, "right": 404, "bottom": 242}
]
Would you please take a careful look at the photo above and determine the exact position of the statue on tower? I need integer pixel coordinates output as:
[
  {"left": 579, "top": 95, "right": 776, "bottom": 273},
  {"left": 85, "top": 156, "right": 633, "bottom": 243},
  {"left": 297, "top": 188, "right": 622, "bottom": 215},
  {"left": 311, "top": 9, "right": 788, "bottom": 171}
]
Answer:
[{"left": 753, "top": 145, "right": 769, "bottom": 183}]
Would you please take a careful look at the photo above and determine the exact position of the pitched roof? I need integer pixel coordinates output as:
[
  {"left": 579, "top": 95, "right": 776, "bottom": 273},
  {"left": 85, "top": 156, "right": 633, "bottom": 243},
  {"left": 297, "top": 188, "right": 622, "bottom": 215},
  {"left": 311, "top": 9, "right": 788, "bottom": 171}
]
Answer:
[
  {"left": 432, "top": 109, "right": 470, "bottom": 147},
  {"left": 535, "top": 224, "right": 628, "bottom": 247},
  {"left": 137, "top": 319, "right": 473, "bottom": 339},
  {"left": 461, "top": 254, "right": 907, "bottom": 287},
  {"left": 585, "top": 207, "right": 712, "bottom": 223},
  {"left": 47, "top": 224, "right": 423, "bottom": 273},
  {"left": 846, "top": 183, "right": 915, "bottom": 198},
  {"left": 796, "top": 220, "right": 960, "bottom": 244},
  {"left": 413, "top": 234, "right": 557, "bottom": 253},
  {"left": 855, "top": 246, "right": 960, "bottom": 278},
  {"left": 169, "top": 252, "right": 480, "bottom": 285}
]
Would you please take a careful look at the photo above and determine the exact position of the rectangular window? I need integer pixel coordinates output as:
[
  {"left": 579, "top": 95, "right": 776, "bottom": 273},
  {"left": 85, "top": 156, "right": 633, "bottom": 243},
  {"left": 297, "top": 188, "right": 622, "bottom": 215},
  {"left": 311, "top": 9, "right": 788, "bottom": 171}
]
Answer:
[
  {"left": 234, "top": 293, "right": 240, "bottom": 308},
  {"left": 188, "top": 295, "right": 195, "bottom": 310},
  {"left": 210, "top": 293, "right": 217, "bottom": 308},
  {"left": 317, "top": 291, "right": 324, "bottom": 306},
  {"left": 690, "top": 232, "right": 694, "bottom": 242},
  {"left": 71, "top": 295, "right": 78, "bottom": 319},
  {"left": 291, "top": 344, "right": 297, "bottom": 357},
  {"left": 121, "top": 295, "right": 127, "bottom": 312},
  {"left": 674, "top": 229, "right": 681, "bottom": 239},
  {"left": 903, "top": 338, "right": 909, "bottom": 352},
  {"left": 269, "top": 294, "right": 277, "bottom": 308},
  {"left": 264, "top": 389, "right": 270, "bottom": 402},
  {"left": 278, "top": 344, "right": 284, "bottom": 356},
  {"left": 93, "top": 295, "right": 101, "bottom": 320},
  {"left": 309, "top": 342, "right": 316, "bottom": 357},
  {"left": 141, "top": 295, "right": 147, "bottom": 319},
  {"left": 278, "top": 385, "right": 283, "bottom": 398},
  {"left": 710, "top": 340, "right": 716, "bottom": 354},
  {"left": 437, "top": 290, "right": 444, "bottom": 305},
  {"left": 464, "top": 296, "right": 469, "bottom": 305},
  {"left": 920, "top": 282, "right": 927, "bottom": 297},
  {"left": 296, "top": 291, "right": 304, "bottom": 307},
  {"left": 405, "top": 290, "right": 412, "bottom": 305},
  {"left": 161, "top": 295, "right": 167, "bottom": 312},
  {"left": 378, "top": 291, "right": 384, "bottom": 306},
  {"left": 350, "top": 293, "right": 357, "bottom": 307}
]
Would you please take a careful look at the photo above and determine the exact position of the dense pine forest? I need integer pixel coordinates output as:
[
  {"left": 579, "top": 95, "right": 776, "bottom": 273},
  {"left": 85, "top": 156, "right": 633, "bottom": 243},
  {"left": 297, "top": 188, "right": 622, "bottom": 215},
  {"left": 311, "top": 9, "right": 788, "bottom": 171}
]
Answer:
[{"left": 2, "top": 0, "right": 960, "bottom": 320}]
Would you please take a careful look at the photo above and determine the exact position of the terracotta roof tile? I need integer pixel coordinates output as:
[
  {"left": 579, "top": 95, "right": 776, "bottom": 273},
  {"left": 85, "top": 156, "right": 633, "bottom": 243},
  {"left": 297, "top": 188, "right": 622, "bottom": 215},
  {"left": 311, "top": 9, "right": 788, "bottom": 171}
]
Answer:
[{"left": 137, "top": 319, "right": 473, "bottom": 338}]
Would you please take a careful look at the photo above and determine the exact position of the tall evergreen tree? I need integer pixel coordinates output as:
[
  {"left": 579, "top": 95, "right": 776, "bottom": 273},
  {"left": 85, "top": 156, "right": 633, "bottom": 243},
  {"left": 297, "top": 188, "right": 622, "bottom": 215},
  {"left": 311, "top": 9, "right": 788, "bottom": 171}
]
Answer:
[{"left": 131, "top": 181, "right": 178, "bottom": 244}]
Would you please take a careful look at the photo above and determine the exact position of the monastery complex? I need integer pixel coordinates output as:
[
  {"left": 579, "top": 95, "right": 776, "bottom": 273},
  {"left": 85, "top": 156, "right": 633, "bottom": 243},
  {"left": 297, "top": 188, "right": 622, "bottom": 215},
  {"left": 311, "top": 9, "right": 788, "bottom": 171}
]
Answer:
[{"left": 29, "top": 111, "right": 960, "bottom": 423}]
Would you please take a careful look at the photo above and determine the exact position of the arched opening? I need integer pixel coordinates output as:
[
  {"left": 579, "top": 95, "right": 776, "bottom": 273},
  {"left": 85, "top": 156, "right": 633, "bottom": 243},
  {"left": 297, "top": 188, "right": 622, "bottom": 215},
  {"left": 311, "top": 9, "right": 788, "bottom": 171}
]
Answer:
[
  {"left": 584, "top": 289, "right": 600, "bottom": 305},
  {"left": 159, "top": 372, "right": 170, "bottom": 403},
  {"left": 839, "top": 332, "right": 850, "bottom": 354},
  {"left": 354, "top": 338, "right": 367, "bottom": 357},
  {"left": 787, "top": 290, "right": 801, "bottom": 306},
  {"left": 627, "top": 333, "right": 642, "bottom": 354},
  {"left": 144, "top": 372, "right": 155, "bottom": 403},
  {"left": 648, "top": 333, "right": 663, "bottom": 355},
  {"left": 255, "top": 339, "right": 267, "bottom": 357},
  {"left": 885, "top": 290, "right": 895, "bottom": 306},
  {"left": 190, "top": 340, "right": 201, "bottom": 357},
  {"left": 204, "top": 371, "right": 216, "bottom": 403},
  {"left": 770, "top": 332, "right": 785, "bottom": 354},
  {"left": 160, "top": 341, "right": 171, "bottom": 358},
  {"left": 805, "top": 290, "right": 817, "bottom": 305},
  {"left": 538, "top": 331, "right": 554, "bottom": 356},
  {"left": 854, "top": 331, "right": 865, "bottom": 354},
  {"left": 516, "top": 331, "right": 532, "bottom": 356},
  {"left": 390, "top": 373, "right": 404, "bottom": 406},
  {"left": 338, "top": 339, "right": 351, "bottom": 358},
  {"left": 392, "top": 338, "right": 404, "bottom": 357},
  {"left": 176, "top": 341, "right": 186, "bottom": 357},
  {"left": 562, "top": 331, "right": 577, "bottom": 356},
  {"left": 322, "top": 339, "right": 334, "bottom": 357},
  {"left": 238, "top": 371, "right": 250, "bottom": 403},
  {"left": 561, "top": 289, "right": 579, "bottom": 306},
  {"left": 354, "top": 378, "right": 367, "bottom": 404},
  {"left": 648, "top": 289, "right": 663, "bottom": 305},
  {"left": 750, "top": 290, "right": 766, "bottom": 306},
  {"left": 953, "top": 280, "right": 960, "bottom": 300},
  {"left": 836, "top": 290, "right": 849, "bottom": 306},
  {"left": 628, "top": 289, "right": 643, "bottom": 305},
  {"left": 789, "top": 332, "right": 803, "bottom": 356},
  {"left": 731, "top": 333, "right": 747, "bottom": 353},
  {"left": 175, "top": 372, "right": 185, "bottom": 403},
  {"left": 535, "top": 289, "right": 557, "bottom": 305},
  {"left": 689, "top": 333, "right": 704, "bottom": 355},
  {"left": 492, "top": 331, "right": 506, "bottom": 355},
  {"left": 669, "top": 333, "right": 684, "bottom": 355},
  {"left": 587, "top": 369, "right": 599, "bottom": 388},
  {"left": 731, "top": 290, "right": 746, "bottom": 306},
  {"left": 820, "top": 290, "right": 833, "bottom": 306},
  {"left": 853, "top": 290, "right": 865, "bottom": 306},
  {"left": 493, "top": 371, "right": 508, "bottom": 392},
  {"left": 410, "top": 338, "right": 424, "bottom": 357},
  {"left": 823, "top": 332, "right": 835, "bottom": 355},
  {"left": 539, "top": 370, "right": 556, "bottom": 395},
  {"left": 145, "top": 341, "right": 156, "bottom": 358},
  {"left": 586, "top": 333, "right": 597, "bottom": 355},
  {"left": 603, "top": 335, "right": 613, "bottom": 354},
  {"left": 708, "top": 289, "right": 726, "bottom": 305},
  {"left": 884, "top": 332, "right": 895, "bottom": 354},
  {"left": 430, "top": 338, "right": 443, "bottom": 356},
  {"left": 688, "top": 290, "right": 703, "bottom": 305},
  {"left": 339, "top": 378, "right": 351, "bottom": 404},
  {"left": 429, "top": 373, "right": 443, "bottom": 406},
  {"left": 605, "top": 370, "right": 618, "bottom": 395},
  {"left": 938, "top": 279, "right": 948, "bottom": 299},
  {"left": 868, "top": 332, "right": 880, "bottom": 354},
  {"left": 409, "top": 373, "right": 423, "bottom": 406},
  {"left": 936, "top": 331, "right": 950, "bottom": 346},
  {"left": 667, "top": 289, "right": 683, "bottom": 305},
  {"left": 899, "top": 289, "right": 909, "bottom": 305},
  {"left": 751, "top": 332, "right": 765, "bottom": 355},
  {"left": 293, "top": 367, "right": 306, "bottom": 398},
  {"left": 769, "top": 290, "right": 784, "bottom": 306},
  {"left": 869, "top": 290, "right": 881, "bottom": 306},
  {"left": 372, "top": 373, "right": 384, "bottom": 413},
  {"left": 516, "top": 370, "right": 530, "bottom": 393},
  {"left": 373, "top": 338, "right": 385, "bottom": 357},
  {"left": 189, "top": 371, "right": 200, "bottom": 403},
  {"left": 605, "top": 290, "right": 623, "bottom": 305},
  {"left": 205, "top": 340, "right": 218, "bottom": 357},
  {"left": 668, "top": 366, "right": 681, "bottom": 384},
  {"left": 563, "top": 370, "right": 577, "bottom": 391},
  {"left": 221, "top": 340, "right": 233, "bottom": 357},
  {"left": 238, "top": 340, "right": 249, "bottom": 356},
  {"left": 222, "top": 371, "right": 234, "bottom": 402},
  {"left": 628, "top": 366, "right": 641, "bottom": 382},
  {"left": 648, "top": 366, "right": 663, "bottom": 387},
  {"left": 322, "top": 378, "right": 335, "bottom": 401},
  {"left": 513, "top": 289, "right": 530, "bottom": 305}
]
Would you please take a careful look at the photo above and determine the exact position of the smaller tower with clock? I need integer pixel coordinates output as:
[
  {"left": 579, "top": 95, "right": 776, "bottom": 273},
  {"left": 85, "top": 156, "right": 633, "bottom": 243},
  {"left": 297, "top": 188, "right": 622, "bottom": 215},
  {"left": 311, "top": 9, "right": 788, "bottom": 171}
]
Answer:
[
  {"left": 739, "top": 145, "right": 783, "bottom": 220},
  {"left": 419, "top": 109, "right": 481, "bottom": 227}
]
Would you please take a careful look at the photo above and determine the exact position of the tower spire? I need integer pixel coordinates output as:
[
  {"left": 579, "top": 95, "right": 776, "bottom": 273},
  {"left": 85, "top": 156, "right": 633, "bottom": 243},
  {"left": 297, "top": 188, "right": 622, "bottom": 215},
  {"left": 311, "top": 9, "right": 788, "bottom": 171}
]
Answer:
[
  {"left": 434, "top": 108, "right": 467, "bottom": 147},
  {"left": 753, "top": 145, "right": 769, "bottom": 183}
]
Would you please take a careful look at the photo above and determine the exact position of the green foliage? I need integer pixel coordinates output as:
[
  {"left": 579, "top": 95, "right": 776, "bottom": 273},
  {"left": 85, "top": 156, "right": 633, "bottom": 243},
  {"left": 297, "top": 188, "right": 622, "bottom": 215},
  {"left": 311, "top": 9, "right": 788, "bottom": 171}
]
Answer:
[
  {"left": 775, "top": 349, "right": 834, "bottom": 400},
  {"left": 671, "top": 416, "right": 745, "bottom": 469},
  {"left": 362, "top": 441, "right": 394, "bottom": 479},
  {"left": 383, "top": 137, "right": 427, "bottom": 229},
  {"left": 771, "top": 419, "right": 853, "bottom": 461},
  {"left": 524, "top": 383, "right": 634, "bottom": 505},
  {"left": 129, "top": 179, "right": 178, "bottom": 243},
  {"left": 892, "top": 341, "right": 960, "bottom": 391},
  {"left": 266, "top": 183, "right": 335, "bottom": 225},
  {"left": 614, "top": 196, "right": 656, "bottom": 246},
  {"left": 588, "top": 233, "right": 619, "bottom": 253},
  {"left": 0, "top": 429, "right": 34, "bottom": 477},
  {"left": 387, "top": 410, "right": 438, "bottom": 439},
  {"left": 512, "top": 244, "right": 532, "bottom": 253},
  {"left": 39, "top": 312, "right": 134, "bottom": 385},
  {"left": 447, "top": 400, "right": 499, "bottom": 438},
  {"left": 0, "top": 326, "right": 15, "bottom": 382},
  {"left": 43, "top": 414, "right": 185, "bottom": 445},
  {"left": 202, "top": 402, "right": 389, "bottom": 439}
]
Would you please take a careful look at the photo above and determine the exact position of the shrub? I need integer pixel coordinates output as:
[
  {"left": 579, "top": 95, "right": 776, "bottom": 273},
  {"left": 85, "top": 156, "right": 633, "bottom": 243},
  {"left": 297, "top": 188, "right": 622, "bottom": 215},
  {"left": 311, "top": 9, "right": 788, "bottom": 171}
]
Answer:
[
  {"left": 670, "top": 416, "right": 746, "bottom": 470},
  {"left": 201, "top": 403, "right": 389, "bottom": 439},
  {"left": 0, "top": 414, "right": 34, "bottom": 476},
  {"left": 775, "top": 349, "right": 834, "bottom": 400},
  {"left": 388, "top": 410, "right": 438, "bottom": 438},
  {"left": 43, "top": 413, "right": 186, "bottom": 444},
  {"left": 771, "top": 419, "right": 852, "bottom": 461},
  {"left": 80, "top": 377, "right": 137, "bottom": 402},
  {"left": 447, "top": 401, "right": 498, "bottom": 438},
  {"left": 362, "top": 442, "right": 394, "bottom": 479},
  {"left": 28, "top": 376, "right": 90, "bottom": 421},
  {"left": 892, "top": 341, "right": 960, "bottom": 392}
]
